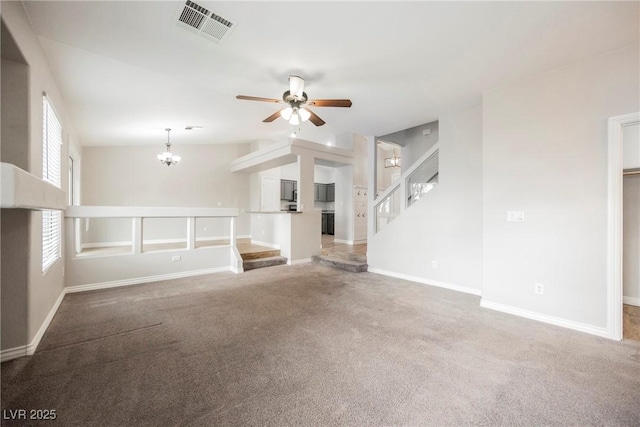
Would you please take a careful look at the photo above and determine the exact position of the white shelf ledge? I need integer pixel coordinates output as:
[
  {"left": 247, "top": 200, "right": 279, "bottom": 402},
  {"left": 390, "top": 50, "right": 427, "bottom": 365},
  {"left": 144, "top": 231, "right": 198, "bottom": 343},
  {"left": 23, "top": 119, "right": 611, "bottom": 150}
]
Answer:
[{"left": 0, "top": 162, "right": 65, "bottom": 210}]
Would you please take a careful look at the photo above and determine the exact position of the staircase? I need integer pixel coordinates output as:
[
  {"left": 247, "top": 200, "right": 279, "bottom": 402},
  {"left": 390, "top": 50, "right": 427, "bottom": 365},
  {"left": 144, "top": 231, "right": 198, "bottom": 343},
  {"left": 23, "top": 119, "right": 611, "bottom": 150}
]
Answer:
[
  {"left": 239, "top": 243, "right": 287, "bottom": 271},
  {"left": 312, "top": 253, "right": 368, "bottom": 273}
]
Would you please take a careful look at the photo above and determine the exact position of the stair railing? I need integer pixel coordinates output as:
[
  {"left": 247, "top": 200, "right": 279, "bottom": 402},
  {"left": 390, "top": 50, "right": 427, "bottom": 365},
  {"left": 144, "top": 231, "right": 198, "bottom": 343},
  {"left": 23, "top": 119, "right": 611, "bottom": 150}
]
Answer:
[{"left": 373, "top": 142, "right": 439, "bottom": 234}]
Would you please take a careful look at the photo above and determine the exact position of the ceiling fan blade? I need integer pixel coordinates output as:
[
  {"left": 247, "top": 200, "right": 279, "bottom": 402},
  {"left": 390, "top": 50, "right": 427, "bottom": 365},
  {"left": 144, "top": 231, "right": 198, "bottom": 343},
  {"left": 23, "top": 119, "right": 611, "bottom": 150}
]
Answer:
[
  {"left": 307, "top": 110, "right": 326, "bottom": 127},
  {"left": 307, "top": 99, "right": 352, "bottom": 108},
  {"left": 289, "top": 75, "right": 305, "bottom": 99},
  {"left": 263, "top": 109, "right": 285, "bottom": 123},
  {"left": 236, "top": 95, "right": 283, "bottom": 104}
]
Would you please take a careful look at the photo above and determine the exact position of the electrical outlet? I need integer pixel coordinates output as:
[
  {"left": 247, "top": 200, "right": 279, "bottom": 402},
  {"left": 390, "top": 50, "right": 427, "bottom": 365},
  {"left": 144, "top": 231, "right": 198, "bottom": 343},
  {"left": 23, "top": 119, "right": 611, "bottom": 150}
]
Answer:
[
  {"left": 534, "top": 283, "right": 544, "bottom": 295},
  {"left": 431, "top": 260, "right": 438, "bottom": 269},
  {"left": 172, "top": 256, "right": 181, "bottom": 262}
]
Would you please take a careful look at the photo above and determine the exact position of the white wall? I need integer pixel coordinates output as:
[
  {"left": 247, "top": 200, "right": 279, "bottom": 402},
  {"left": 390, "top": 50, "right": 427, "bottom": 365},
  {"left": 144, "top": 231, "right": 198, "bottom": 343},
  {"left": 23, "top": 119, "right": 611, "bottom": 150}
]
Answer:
[
  {"left": 368, "top": 105, "right": 483, "bottom": 293},
  {"left": 482, "top": 44, "right": 640, "bottom": 330},
  {"left": 81, "top": 144, "right": 252, "bottom": 244},
  {"left": 1, "top": 2, "right": 77, "bottom": 353}
]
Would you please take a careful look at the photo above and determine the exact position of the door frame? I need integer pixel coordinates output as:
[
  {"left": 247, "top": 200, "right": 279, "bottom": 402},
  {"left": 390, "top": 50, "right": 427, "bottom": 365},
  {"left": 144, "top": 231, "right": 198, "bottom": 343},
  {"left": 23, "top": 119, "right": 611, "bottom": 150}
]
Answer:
[{"left": 607, "top": 112, "right": 640, "bottom": 340}]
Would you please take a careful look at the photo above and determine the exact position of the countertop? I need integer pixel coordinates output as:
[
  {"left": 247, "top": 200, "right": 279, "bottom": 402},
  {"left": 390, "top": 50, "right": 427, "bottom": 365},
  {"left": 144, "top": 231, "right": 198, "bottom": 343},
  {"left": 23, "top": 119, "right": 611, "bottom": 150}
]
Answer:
[{"left": 246, "top": 211, "right": 303, "bottom": 214}]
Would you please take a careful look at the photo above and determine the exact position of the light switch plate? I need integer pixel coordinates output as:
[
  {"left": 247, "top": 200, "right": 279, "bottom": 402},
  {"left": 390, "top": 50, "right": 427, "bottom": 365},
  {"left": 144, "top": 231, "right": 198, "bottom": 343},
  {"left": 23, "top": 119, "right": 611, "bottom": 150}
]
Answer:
[{"left": 507, "top": 211, "right": 525, "bottom": 222}]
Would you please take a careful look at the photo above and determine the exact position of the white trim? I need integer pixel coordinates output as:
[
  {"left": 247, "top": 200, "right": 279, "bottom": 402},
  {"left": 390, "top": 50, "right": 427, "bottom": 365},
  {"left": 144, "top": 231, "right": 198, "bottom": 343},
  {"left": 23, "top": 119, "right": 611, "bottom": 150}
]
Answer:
[
  {"left": 230, "top": 266, "right": 244, "bottom": 274},
  {"left": 480, "top": 299, "right": 610, "bottom": 339},
  {"left": 367, "top": 267, "right": 482, "bottom": 296},
  {"left": 250, "top": 240, "right": 280, "bottom": 249},
  {"left": 65, "top": 205, "right": 238, "bottom": 218},
  {"left": 288, "top": 257, "right": 311, "bottom": 265},
  {"left": 1, "top": 290, "right": 65, "bottom": 362},
  {"left": 81, "top": 235, "right": 252, "bottom": 250},
  {"left": 82, "top": 240, "right": 131, "bottom": 249},
  {"left": 623, "top": 296, "right": 640, "bottom": 307},
  {"left": 65, "top": 267, "right": 229, "bottom": 294},
  {"left": 607, "top": 112, "right": 640, "bottom": 341},
  {"left": 332, "top": 238, "right": 353, "bottom": 245},
  {"left": 0, "top": 346, "right": 28, "bottom": 362}
]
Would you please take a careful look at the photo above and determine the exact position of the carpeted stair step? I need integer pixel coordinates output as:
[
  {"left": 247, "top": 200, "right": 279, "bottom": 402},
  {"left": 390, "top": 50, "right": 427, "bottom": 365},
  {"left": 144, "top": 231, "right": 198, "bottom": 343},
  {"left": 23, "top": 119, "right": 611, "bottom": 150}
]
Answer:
[
  {"left": 312, "top": 255, "right": 368, "bottom": 273},
  {"left": 243, "top": 256, "right": 287, "bottom": 271},
  {"left": 241, "top": 249, "right": 281, "bottom": 260}
]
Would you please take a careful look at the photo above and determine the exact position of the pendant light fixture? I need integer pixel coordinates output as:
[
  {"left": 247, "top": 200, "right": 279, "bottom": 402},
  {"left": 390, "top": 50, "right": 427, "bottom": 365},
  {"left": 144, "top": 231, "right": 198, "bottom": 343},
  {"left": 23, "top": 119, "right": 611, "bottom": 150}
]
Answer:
[
  {"left": 385, "top": 147, "right": 401, "bottom": 168},
  {"left": 157, "top": 128, "right": 181, "bottom": 166}
]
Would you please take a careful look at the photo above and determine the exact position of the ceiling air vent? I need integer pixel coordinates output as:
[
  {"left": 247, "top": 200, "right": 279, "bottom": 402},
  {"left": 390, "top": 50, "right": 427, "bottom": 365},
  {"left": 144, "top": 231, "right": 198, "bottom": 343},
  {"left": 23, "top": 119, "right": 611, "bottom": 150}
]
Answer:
[{"left": 176, "top": 0, "right": 235, "bottom": 43}]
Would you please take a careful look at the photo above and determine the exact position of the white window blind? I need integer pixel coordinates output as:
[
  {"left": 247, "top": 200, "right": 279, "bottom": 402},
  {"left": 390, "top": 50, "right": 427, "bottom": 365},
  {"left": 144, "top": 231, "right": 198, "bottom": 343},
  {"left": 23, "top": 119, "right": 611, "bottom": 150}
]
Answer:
[
  {"left": 42, "top": 210, "right": 62, "bottom": 272},
  {"left": 42, "top": 95, "right": 62, "bottom": 272},
  {"left": 43, "top": 95, "right": 62, "bottom": 187}
]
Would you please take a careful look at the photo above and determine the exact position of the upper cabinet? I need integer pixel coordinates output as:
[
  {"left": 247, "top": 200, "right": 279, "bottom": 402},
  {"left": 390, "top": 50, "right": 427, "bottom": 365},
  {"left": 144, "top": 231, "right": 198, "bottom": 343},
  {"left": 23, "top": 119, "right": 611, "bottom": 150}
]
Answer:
[
  {"left": 314, "top": 183, "right": 335, "bottom": 202},
  {"left": 281, "top": 179, "right": 297, "bottom": 201}
]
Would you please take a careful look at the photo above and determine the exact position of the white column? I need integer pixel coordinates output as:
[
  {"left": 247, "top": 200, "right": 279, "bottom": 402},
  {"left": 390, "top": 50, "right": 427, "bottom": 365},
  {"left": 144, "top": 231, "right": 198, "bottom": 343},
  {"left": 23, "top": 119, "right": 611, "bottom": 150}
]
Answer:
[
  {"left": 367, "top": 135, "right": 377, "bottom": 240},
  {"left": 230, "top": 216, "right": 237, "bottom": 247},
  {"left": 132, "top": 217, "right": 142, "bottom": 254},
  {"left": 297, "top": 154, "right": 315, "bottom": 212},
  {"left": 187, "top": 217, "right": 196, "bottom": 250}
]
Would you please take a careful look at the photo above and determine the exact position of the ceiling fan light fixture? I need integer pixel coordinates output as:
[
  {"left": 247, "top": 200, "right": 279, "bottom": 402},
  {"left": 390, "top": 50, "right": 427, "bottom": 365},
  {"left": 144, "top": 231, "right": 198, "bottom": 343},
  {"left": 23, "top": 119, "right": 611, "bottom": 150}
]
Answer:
[
  {"left": 289, "top": 110, "right": 300, "bottom": 125},
  {"left": 298, "top": 107, "right": 311, "bottom": 122},
  {"left": 280, "top": 106, "right": 293, "bottom": 120}
]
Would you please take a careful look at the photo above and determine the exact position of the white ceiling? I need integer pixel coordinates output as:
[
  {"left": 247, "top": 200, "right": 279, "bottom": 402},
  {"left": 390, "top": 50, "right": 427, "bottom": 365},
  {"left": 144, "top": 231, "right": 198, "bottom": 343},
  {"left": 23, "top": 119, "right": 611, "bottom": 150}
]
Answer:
[{"left": 21, "top": 1, "right": 639, "bottom": 147}]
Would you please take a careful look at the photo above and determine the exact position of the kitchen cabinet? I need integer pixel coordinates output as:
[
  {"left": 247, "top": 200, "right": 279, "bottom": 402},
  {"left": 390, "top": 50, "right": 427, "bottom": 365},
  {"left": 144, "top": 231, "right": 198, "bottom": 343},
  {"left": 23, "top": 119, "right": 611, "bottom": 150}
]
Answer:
[
  {"left": 327, "top": 213, "right": 335, "bottom": 235},
  {"left": 281, "top": 180, "right": 297, "bottom": 201},
  {"left": 318, "top": 184, "right": 327, "bottom": 202},
  {"left": 321, "top": 212, "right": 335, "bottom": 235},
  {"left": 314, "top": 183, "right": 335, "bottom": 202}
]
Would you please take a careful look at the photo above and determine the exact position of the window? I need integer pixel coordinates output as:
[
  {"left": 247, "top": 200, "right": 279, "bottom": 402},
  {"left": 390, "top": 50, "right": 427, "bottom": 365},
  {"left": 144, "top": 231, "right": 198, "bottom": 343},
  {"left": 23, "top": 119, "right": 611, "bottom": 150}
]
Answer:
[{"left": 42, "top": 95, "right": 62, "bottom": 272}]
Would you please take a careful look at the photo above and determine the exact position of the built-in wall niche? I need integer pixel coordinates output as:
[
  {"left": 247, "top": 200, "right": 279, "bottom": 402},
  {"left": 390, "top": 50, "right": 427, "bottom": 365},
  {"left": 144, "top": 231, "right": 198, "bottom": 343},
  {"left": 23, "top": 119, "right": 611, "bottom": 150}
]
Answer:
[
  {"left": 142, "top": 217, "right": 188, "bottom": 252},
  {"left": 79, "top": 217, "right": 133, "bottom": 254},
  {"left": 195, "top": 217, "right": 231, "bottom": 247}
]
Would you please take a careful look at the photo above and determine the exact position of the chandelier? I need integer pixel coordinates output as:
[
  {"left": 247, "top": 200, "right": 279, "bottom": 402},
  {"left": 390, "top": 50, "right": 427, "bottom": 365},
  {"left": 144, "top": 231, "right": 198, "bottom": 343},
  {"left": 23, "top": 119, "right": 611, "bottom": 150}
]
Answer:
[
  {"left": 385, "top": 147, "right": 401, "bottom": 168},
  {"left": 157, "top": 128, "right": 181, "bottom": 166}
]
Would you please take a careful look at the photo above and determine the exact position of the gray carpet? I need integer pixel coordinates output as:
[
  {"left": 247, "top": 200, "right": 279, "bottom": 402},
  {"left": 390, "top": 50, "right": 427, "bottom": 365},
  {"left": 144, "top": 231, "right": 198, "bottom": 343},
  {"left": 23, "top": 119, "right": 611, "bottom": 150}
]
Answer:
[{"left": 2, "top": 263, "right": 640, "bottom": 426}]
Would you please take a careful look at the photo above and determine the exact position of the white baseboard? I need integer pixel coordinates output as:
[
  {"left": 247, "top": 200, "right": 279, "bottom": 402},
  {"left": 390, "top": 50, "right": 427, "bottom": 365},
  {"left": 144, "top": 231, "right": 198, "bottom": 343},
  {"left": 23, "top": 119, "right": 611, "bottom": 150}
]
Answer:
[
  {"left": 333, "top": 238, "right": 353, "bottom": 245},
  {"left": 250, "top": 240, "right": 280, "bottom": 249},
  {"left": 367, "top": 268, "right": 481, "bottom": 296},
  {"left": 623, "top": 296, "right": 640, "bottom": 307},
  {"left": 1, "top": 289, "right": 65, "bottom": 362},
  {"left": 480, "top": 299, "right": 611, "bottom": 339},
  {"left": 288, "top": 258, "right": 311, "bottom": 265},
  {"left": 65, "top": 267, "right": 229, "bottom": 294},
  {"left": 230, "top": 266, "right": 244, "bottom": 274}
]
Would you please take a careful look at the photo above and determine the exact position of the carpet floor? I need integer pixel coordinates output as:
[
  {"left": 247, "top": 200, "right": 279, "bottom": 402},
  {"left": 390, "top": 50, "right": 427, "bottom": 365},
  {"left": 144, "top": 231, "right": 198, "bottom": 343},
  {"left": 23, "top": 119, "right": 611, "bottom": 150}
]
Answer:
[{"left": 2, "top": 263, "right": 640, "bottom": 426}]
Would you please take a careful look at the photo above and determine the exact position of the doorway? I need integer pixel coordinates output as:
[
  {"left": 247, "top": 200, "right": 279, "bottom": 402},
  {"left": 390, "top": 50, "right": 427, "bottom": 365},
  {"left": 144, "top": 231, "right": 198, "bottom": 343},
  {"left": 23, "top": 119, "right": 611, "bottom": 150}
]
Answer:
[
  {"left": 608, "top": 112, "right": 640, "bottom": 341},
  {"left": 622, "top": 122, "right": 640, "bottom": 341}
]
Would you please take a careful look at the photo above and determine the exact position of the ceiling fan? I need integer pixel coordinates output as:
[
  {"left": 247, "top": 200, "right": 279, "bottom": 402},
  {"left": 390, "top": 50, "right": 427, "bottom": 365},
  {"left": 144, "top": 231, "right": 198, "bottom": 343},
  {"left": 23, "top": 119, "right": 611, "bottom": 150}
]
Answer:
[{"left": 236, "top": 75, "right": 352, "bottom": 127}]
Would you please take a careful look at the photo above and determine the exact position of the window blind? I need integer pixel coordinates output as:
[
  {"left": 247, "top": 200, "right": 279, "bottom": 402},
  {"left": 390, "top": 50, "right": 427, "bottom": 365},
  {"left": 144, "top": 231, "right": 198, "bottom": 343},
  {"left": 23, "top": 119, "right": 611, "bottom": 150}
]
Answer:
[
  {"left": 43, "top": 95, "right": 62, "bottom": 188},
  {"left": 42, "top": 95, "right": 62, "bottom": 272}
]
